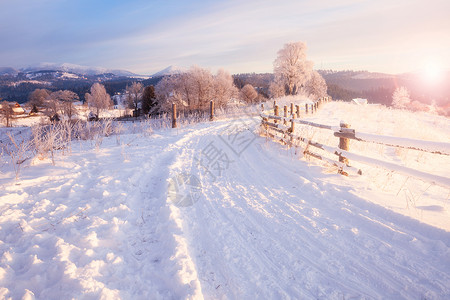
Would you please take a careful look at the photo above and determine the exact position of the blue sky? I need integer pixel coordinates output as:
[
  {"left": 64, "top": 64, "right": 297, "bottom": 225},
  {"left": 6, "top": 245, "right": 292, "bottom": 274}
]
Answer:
[{"left": 0, "top": 0, "right": 449, "bottom": 75}]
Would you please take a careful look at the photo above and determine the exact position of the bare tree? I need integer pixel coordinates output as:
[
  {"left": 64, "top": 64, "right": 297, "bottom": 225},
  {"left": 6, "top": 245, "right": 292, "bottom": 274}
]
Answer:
[
  {"left": 28, "top": 89, "right": 50, "bottom": 109},
  {"left": 240, "top": 84, "right": 258, "bottom": 104},
  {"left": 51, "top": 90, "right": 79, "bottom": 120},
  {"left": 85, "top": 83, "right": 112, "bottom": 116},
  {"left": 273, "top": 41, "right": 313, "bottom": 95},
  {"left": 304, "top": 71, "right": 327, "bottom": 99},
  {"left": 42, "top": 90, "right": 79, "bottom": 120},
  {"left": 126, "top": 82, "right": 144, "bottom": 112},
  {"left": 392, "top": 86, "right": 411, "bottom": 109},
  {"left": 0, "top": 100, "right": 14, "bottom": 127}
]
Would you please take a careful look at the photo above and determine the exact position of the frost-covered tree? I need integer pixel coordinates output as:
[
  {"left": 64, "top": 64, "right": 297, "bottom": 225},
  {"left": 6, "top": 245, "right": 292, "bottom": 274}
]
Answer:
[
  {"left": 0, "top": 100, "right": 14, "bottom": 127},
  {"left": 188, "top": 66, "right": 214, "bottom": 110},
  {"left": 155, "top": 75, "right": 179, "bottom": 112},
  {"left": 85, "top": 83, "right": 112, "bottom": 116},
  {"left": 49, "top": 90, "right": 79, "bottom": 120},
  {"left": 392, "top": 86, "right": 411, "bottom": 109},
  {"left": 240, "top": 84, "right": 258, "bottom": 104},
  {"left": 213, "top": 69, "right": 238, "bottom": 108},
  {"left": 304, "top": 71, "right": 327, "bottom": 99},
  {"left": 126, "top": 82, "right": 144, "bottom": 111},
  {"left": 273, "top": 41, "right": 313, "bottom": 96}
]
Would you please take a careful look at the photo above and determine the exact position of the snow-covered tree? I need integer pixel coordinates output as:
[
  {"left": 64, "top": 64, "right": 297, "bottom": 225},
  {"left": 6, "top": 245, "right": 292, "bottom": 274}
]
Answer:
[
  {"left": 240, "top": 84, "right": 258, "bottom": 104},
  {"left": 188, "top": 66, "right": 214, "bottom": 110},
  {"left": 85, "top": 83, "right": 112, "bottom": 116},
  {"left": 392, "top": 86, "right": 411, "bottom": 109},
  {"left": 213, "top": 69, "right": 238, "bottom": 108},
  {"left": 304, "top": 71, "right": 327, "bottom": 99},
  {"left": 126, "top": 82, "right": 144, "bottom": 111},
  {"left": 51, "top": 90, "right": 79, "bottom": 120},
  {"left": 273, "top": 41, "right": 313, "bottom": 96}
]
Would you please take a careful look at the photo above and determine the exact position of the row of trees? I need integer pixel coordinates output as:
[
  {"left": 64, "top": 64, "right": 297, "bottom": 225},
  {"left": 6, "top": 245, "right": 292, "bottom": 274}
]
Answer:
[
  {"left": 154, "top": 66, "right": 262, "bottom": 113},
  {"left": 155, "top": 66, "right": 237, "bottom": 112}
]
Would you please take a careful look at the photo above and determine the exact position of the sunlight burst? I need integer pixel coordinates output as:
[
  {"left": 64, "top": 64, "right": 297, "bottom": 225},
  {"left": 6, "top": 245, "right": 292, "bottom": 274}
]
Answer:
[{"left": 423, "top": 61, "right": 443, "bottom": 84}]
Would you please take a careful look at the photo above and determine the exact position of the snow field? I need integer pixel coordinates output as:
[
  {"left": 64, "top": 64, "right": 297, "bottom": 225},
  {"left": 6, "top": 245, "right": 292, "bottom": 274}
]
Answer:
[
  {"left": 0, "top": 101, "right": 449, "bottom": 299},
  {"left": 0, "top": 127, "right": 213, "bottom": 299}
]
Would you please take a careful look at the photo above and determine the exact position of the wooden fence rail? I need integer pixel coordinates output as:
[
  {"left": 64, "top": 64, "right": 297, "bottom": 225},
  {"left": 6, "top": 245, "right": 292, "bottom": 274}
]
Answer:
[{"left": 261, "top": 98, "right": 450, "bottom": 189}]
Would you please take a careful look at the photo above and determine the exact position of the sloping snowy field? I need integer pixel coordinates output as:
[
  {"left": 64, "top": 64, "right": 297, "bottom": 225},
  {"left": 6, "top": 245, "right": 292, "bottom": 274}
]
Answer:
[{"left": 0, "top": 102, "right": 449, "bottom": 299}]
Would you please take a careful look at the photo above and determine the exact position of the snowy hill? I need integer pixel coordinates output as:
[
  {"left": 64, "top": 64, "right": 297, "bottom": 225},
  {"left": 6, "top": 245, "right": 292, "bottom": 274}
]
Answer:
[
  {"left": 22, "top": 62, "right": 137, "bottom": 77},
  {"left": 0, "top": 67, "right": 19, "bottom": 76},
  {"left": 0, "top": 101, "right": 449, "bottom": 299},
  {"left": 152, "top": 65, "right": 185, "bottom": 77}
]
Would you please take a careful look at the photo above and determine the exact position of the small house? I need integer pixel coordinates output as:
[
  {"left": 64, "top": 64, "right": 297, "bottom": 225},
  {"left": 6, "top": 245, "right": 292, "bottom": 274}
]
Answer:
[
  {"left": 352, "top": 98, "right": 368, "bottom": 105},
  {"left": 12, "top": 102, "right": 25, "bottom": 115}
]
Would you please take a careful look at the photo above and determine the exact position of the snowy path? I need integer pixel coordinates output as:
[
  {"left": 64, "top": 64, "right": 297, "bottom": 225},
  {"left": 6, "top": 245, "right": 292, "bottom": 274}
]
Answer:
[
  {"left": 166, "top": 119, "right": 450, "bottom": 299},
  {"left": 1, "top": 117, "right": 450, "bottom": 299}
]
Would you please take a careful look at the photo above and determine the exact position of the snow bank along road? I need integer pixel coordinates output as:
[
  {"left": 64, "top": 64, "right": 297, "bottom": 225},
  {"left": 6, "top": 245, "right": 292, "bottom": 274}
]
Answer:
[{"left": 0, "top": 117, "right": 449, "bottom": 299}]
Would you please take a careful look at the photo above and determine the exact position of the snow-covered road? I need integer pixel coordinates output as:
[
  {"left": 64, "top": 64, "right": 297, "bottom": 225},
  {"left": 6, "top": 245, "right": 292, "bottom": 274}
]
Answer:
[{"left": 1, "top": 115, "right": 449, "bottom": 299}]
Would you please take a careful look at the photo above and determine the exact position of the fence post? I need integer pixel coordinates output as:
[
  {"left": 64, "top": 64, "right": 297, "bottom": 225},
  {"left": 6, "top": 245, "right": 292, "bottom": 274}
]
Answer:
[
  {"left": 273, "top": 100, "right": 277, "bottom": 109},
  {"left": 305, "top": 103, "right": 308, "bottom": 114},
  {"left": 290, "top": 113, "right": 295, "bottom": 133},
  {"left": 289, "top": 112, "right": 295, "bottom": 145},
  {"left": 338, "top": 121, "right": 350, "bottom": 163},
  {"left": 209, "top": 100, "right": 214, "bottom": 121},
  {"left": 284, "top": 105, "right": 288, "bottom": 125},
  {"left": 274, "top": 105, "right": 279, "bottom": 124},
  {"left": 261, "top": 103, "right": 264, "bottom": 112},
  {"left": 172, "top": 103, "right": 177, "bottom": 128},
  {"left": 296, "top": 105, "right": 300, "bottom": 118},
  {"left": 290, "top": 103, "right": 294, "bottom": 116}
]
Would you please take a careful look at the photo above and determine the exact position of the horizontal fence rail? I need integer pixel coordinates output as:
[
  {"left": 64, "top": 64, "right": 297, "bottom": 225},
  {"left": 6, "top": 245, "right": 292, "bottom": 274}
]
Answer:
[{"left": 334, "top": 131, "right": 450, "bottom": 156}]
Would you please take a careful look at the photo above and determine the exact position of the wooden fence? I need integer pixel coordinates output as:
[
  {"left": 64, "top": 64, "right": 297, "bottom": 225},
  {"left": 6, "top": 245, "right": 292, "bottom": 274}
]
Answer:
[{"left": 260, "top": 98, "right": 450, "bottom": 189}]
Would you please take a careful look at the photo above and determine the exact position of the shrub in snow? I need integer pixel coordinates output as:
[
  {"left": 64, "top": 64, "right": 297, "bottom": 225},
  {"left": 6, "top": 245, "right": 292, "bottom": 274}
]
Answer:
[
  {"left": 391, "top": 86, "right": 411, "bottom": 109},
  {"left": 240, "top": 84, "right": 258, "bottom": 104}
]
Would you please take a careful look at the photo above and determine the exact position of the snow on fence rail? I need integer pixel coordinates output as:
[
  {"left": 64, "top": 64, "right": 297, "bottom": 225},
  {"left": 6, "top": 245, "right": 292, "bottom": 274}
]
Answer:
[{"left": 260, "top": 98, "right": 450, "bottom": 189}]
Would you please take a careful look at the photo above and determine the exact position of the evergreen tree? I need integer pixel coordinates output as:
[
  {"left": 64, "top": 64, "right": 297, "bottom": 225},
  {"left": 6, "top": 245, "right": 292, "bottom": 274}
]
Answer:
[{"left": 142, "top": 85, "right": 156, "bottom": 115}]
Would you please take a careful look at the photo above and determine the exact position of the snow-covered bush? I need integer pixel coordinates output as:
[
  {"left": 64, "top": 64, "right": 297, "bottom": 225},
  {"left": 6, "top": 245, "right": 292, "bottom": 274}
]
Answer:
[{"left": 391, "top": 86, "right": 411, "bottom": 109}]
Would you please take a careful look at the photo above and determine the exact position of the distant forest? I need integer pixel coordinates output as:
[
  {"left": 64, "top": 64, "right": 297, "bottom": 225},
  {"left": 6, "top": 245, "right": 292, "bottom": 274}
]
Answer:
[{"left": 1, "top": 70, "right": 448, "bottom": 108}]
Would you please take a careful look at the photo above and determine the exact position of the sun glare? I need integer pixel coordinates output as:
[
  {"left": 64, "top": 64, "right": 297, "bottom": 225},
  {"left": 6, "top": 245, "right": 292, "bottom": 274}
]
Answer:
[{"left": 423, "top": 62, "right": 443, "bottom": 84}]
